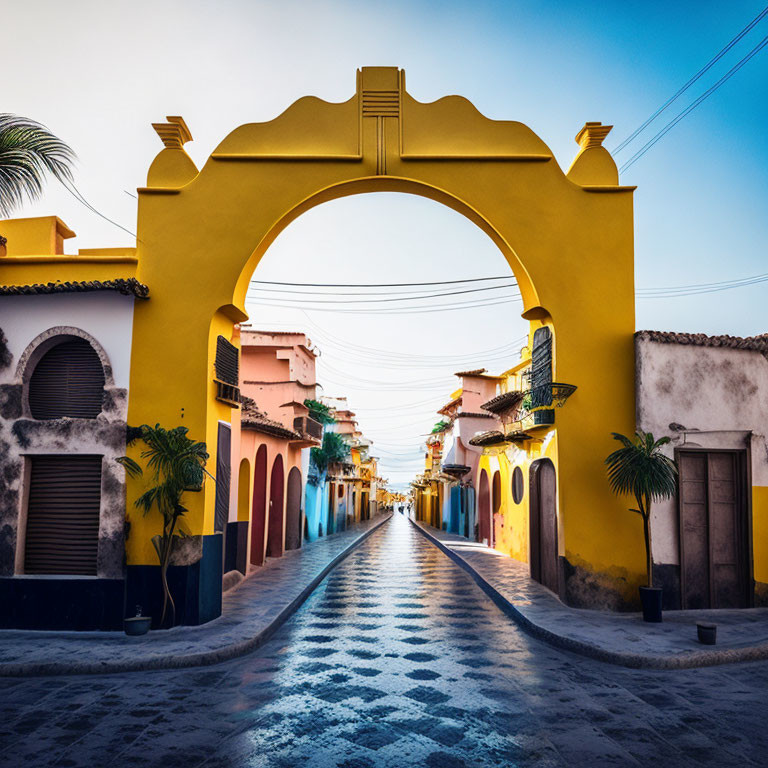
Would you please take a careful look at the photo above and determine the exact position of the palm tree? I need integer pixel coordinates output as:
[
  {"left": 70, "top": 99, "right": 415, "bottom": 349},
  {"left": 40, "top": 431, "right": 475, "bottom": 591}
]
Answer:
[
  {"left": 605, "top": 430, "right": 678, "bottom": 588},
  {"left": 118, "top": 424, "right": 209, "bottom": 628},
  {"left": 0, "top": 114, "right": 75, "bottom": 218},
  {"left": 310, "top": 431, "right": 350, "bottom": 473}
]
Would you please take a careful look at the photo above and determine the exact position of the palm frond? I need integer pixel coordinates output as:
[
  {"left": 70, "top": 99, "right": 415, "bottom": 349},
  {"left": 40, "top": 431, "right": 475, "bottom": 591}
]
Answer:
[
  {"left": 0, "top": 114, "right": 75, "bottom": 217},
  {"left": 605, "top": 430, "right": 678, "bottom": 508}
]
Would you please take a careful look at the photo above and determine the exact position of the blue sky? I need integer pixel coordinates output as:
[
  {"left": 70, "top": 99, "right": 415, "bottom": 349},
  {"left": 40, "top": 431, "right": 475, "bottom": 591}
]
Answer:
[{"left": 4, "top": 0, "right": 767, "bottom": 483}]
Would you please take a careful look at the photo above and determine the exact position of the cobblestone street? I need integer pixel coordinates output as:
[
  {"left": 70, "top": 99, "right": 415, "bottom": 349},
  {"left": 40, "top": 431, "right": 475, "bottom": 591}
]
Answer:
[{"left": 3, "top": 515, "right": 767, "bottom": 768}]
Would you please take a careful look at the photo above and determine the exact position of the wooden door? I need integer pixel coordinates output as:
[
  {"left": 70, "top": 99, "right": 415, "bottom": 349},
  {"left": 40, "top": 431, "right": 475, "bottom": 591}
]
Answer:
[
  {"left": 284, "top": 467, "right": 303, "bottom": 551},
  {"left": 250, "top": 445, "right": 268, "bottom": 566},
  {"left": 529, "top": 460, "right": 558, "bottom": 594},
  {"left": 478, "top": 470, "right": 491, "bottom": 544},
  {"left": 679, "top": 450, "right": 747, "bottom": 609},
  {"left": 266, "top": 455, "right": 284, "bottom": 559}
]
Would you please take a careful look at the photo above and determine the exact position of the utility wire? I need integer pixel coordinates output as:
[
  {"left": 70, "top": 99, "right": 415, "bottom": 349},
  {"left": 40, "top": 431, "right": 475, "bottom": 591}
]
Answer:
[
  {"left": 61, "top": 178, "right": 137, "bottom": 239},
  {"left": 613, "top": 5, "right": 768, "bottom": 154},
  {"left": 620, "top": 33, "right": 768, "bottom": 173},
  {"left": 248, "top": 281, "right": 517, "bottom": 297},
  {"left": 251, "top": 276, "right": 514, "bottom": 288},
  {"left": 251, "top": 296, "right": 522, "bottom": 315},
  {"left": 247, "top": 284, "right": 522, "bottom": 304}
]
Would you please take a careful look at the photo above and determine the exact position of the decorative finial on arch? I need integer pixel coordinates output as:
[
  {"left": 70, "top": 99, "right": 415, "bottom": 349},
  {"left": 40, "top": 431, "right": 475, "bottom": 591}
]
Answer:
[
  {"left": 151, "top": 116, "right": 193, "bottom": 149},
  {"left": 574, "top": 122, "right": 612, "bottom": 150}
]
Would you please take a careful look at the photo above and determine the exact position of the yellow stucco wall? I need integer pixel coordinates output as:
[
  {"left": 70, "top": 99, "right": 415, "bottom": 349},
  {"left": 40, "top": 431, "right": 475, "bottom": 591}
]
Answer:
[
  {"left": 753, "top": 486, "right": 768, "bottom": 585},
  {"left": 1, "top": 67, "right": 643, "bottom": 604}
]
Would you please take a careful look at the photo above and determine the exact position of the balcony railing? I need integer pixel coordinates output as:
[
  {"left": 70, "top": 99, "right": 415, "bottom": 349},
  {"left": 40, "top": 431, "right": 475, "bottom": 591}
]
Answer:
[
  {"left": 214, "top": 379, "right": 240, "bottom": 408},
  {"left": 293, "top": 415, "right": 323, "bottom": 442}
]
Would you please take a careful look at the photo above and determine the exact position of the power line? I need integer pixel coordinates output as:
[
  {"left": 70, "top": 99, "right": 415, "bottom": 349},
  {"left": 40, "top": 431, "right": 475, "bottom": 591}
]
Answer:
[
  {"left": 620, "top": 33, "right": 768, "bottom": 173},
  {"left": 247, "top": 281, "right": 517, "bottom": 297},
  {"left": 251, "top": 276, "right": 514, "bottom": 288},
  {"left": 61, "top": 179, "right": 137, "bottom": 239},
  {"left": 247, "top": 284, "right": 521, "bottom": 305},
  {"left": 250, "top": 296, "right": 522, "bottom": 315},
  {"left": 613, "top": 5, "right": 768, "bottom": 154}
]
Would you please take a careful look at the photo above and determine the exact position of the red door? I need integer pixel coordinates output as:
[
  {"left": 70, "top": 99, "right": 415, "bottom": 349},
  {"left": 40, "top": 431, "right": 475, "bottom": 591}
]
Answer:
[
  {"left": 250, "top": 445, "right": 268, "bottom": 566},
  {"left": 266, "top": 455, "right": 285, "bottom": 558}
]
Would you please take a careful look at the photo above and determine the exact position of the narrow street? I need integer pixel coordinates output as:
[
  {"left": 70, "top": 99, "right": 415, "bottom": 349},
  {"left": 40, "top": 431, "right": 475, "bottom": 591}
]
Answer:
[{"left": 2, "top": 514, "right": 767, "bottom": 768}]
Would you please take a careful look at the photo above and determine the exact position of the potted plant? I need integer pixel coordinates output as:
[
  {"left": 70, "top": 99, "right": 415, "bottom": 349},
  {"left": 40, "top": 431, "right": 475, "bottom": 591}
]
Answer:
[
  {"left": 118, "top": 424, "right": 209, "bottom": 628},
  {"left": 605, "top": 430, "right": 677, "bottom": 622}
]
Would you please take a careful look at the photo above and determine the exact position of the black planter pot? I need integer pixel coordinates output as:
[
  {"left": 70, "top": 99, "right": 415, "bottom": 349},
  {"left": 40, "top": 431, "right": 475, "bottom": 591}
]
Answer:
[
  {"left": 124, "top": 616, "right": 152, "bottom": 636},
  {"left": 639, "top": 586, "right": 663, "bottom": 623},
  {"left": 697, "top": 621, "right": 717, "bottom": 645}
]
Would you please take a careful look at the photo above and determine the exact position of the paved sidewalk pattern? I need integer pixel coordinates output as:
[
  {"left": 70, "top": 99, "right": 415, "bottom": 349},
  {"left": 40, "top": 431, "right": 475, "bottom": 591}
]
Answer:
[
  {"left": 3, "top": 514, "right": 767, "bottom": 768},
  {"left": 0, "top": 514, "right": 391, "bottom": 677},
  {"left": 412, "top": 520, "right": 768, "bottom": 669}
]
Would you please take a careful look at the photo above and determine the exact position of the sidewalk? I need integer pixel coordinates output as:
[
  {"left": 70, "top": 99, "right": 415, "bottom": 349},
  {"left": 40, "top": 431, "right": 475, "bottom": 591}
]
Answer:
[
  {"left": 412, "top": 519, "right": 768, "bottom": 669},
  {"left": 0, "top": 514, "right": 391, "bottom": 678}
]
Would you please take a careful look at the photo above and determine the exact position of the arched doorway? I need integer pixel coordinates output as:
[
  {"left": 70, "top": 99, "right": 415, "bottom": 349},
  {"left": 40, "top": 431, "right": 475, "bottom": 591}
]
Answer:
[
  {"left": 124, "top": 66, "right": 637, "bottom": 622},
  {"left": 285, "top": 466, "right": 303, "bottom": 551},
  {"left": 267, "top": 455, "right": 285, "bottom": 558},
  {"left": 250, "top": 445, "right": 268, "bottom": 566},
  {"left": 529, "top": 459, "right": 559, "bottom": 595},
  {"left": 478, "top": 470, "right": 491, "bottom": 545},
  {"left": 492, "top": 470, "right": 502, "bottom": 548}
]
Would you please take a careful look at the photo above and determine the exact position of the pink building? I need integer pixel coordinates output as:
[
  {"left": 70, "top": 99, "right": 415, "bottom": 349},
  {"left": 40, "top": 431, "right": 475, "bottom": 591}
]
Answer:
[{"left": 225, "top": 329, "right": 322, "bottom": 578}]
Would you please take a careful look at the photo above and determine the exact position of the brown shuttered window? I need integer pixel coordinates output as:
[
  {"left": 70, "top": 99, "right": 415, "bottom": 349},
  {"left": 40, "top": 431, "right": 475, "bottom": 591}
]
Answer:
[
  {"left": 215, "top": 336, "right": 239, "bottom": 385},
  {"left": 28, "top": 338, "right": 106, "bottom": 419},
  {"left": 24, "top": 455, "right": 102, "bottom": 575}
]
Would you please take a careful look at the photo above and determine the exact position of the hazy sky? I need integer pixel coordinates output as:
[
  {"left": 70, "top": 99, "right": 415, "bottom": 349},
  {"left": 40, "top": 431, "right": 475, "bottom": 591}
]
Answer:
[{"left": 4, "top": 0, "right": 768, "bottom": 485}]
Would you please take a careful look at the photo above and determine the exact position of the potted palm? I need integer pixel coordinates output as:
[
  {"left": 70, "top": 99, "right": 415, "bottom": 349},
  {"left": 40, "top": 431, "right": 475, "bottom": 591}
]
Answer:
[
  {"left": 605, "top": 430, "right": 677, "bottom": 622},
  {"left": 118, "top": 424, "right": 209, "bottom": 629}
]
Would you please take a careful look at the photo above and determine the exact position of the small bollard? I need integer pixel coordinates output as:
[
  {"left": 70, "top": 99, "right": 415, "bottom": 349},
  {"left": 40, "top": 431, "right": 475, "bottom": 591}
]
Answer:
[{"left": 696, "top": 621, "right": 717, "bottom": 645}]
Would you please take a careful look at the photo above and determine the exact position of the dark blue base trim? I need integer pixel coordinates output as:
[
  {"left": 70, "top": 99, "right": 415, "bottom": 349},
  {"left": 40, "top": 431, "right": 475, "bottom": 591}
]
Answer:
[
  {"left": 0, "top": 577, "right": 124, "bottom": 631},
  {"left": 125, "top": 533, "right": 223, "bottom": 628}
]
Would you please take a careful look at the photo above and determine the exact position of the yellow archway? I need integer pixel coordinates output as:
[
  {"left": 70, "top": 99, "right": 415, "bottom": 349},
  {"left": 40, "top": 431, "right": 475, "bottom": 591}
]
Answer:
[{"left": 127, "top": 67, "right": 639, "bottom": 618}]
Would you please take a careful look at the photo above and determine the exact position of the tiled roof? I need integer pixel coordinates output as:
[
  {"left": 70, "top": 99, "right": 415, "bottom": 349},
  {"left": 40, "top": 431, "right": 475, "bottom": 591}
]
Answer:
[
  {"left": 455, "top": 411, "right": 494, "bottom": 419},
  {"left": 636, "top": 330, "right": 768, "bottom": 359},
  {"left": 453, "top": 368, "right": 486, "bottom": 376},
  {"left": 481, "top": 390, "right": 525, "bottom": 413},
  {"left": 468, "top": 430, "right": 508, "bottom": 447},
  {"left": 240, "top": 397, "right": 300, "bottom": 440},
  {"left": 0, "top": 277, "right": 149, "bottom": 298}
]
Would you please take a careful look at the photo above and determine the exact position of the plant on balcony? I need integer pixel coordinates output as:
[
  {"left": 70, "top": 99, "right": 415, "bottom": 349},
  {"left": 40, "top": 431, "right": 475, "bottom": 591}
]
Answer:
[
  {"left": 605, "top": 430, "right": 677, "bottom": 622},
  {"left": 118, "top": 424, "right": 209, "bottom": 628},
  {"left": 310, "top": 431, "right": 350, "bottom": 472},
  {"left": 431, "top": 419, "right": 451, "bottom": 434},
  {"left": 304, "top": 399, "right": 336, "bottom": 425}
]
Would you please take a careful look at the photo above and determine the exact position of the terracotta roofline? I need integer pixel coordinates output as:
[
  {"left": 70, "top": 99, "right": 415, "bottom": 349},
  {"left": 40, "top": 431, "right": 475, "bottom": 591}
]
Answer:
[
  {"left": 0, "top": 277, "right": 149, "bottom": 299},
  {"left": 636, "top": 330, "right": 768, "bottom": 359}
]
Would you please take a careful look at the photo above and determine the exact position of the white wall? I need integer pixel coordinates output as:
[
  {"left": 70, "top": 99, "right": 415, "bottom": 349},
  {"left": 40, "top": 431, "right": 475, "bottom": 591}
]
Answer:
[
  {"left": 0, "top": 292, "right": 134, "bottom": 388},
  {"left": 636, "top": 337, "right": 768, "bottom": 564}
]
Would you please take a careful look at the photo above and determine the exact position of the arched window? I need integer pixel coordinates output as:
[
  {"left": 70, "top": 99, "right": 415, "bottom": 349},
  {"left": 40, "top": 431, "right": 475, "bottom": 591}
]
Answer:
[
  {"left": 512, "top": 466, "right": 524, "bottom": 504},
  {"left": 28, "top": 337, "right": 105, "bottom": 419}
]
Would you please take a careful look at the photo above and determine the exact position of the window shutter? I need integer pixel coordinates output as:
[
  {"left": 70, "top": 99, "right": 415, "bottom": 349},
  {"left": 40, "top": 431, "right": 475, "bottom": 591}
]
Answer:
[
  {"left": 24, "top": 455, "right": 102, "bottom": 575},
  {"left": 215, "top": 336, "right": 239, "bottom": 385},
  {"left": 530, "top": 327, "right": 554, "bottom": 425},
  {"left": 28, "top": 338, "right": 105, "bottom": 419}
]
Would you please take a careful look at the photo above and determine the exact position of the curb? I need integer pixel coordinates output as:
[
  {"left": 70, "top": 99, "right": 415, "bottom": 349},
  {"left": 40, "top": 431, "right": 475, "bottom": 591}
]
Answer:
[
  {"left": 410, "top": 519, "right": 768, "bottom": 670},
  {"left": 0, "top": 514, "right": 392, "bottom": 678}
]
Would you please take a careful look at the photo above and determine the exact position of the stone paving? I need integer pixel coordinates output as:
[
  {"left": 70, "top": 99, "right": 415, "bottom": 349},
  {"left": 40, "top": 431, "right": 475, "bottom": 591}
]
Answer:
[
  {"left": 2, "top": 513, "right": 768, "bottom": 767},
  {"left": 413, "top": 520, "right": 768, "bottom": 668},
  {"left": 0, "top": 514, "right": 390, "bottom": 676}
]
